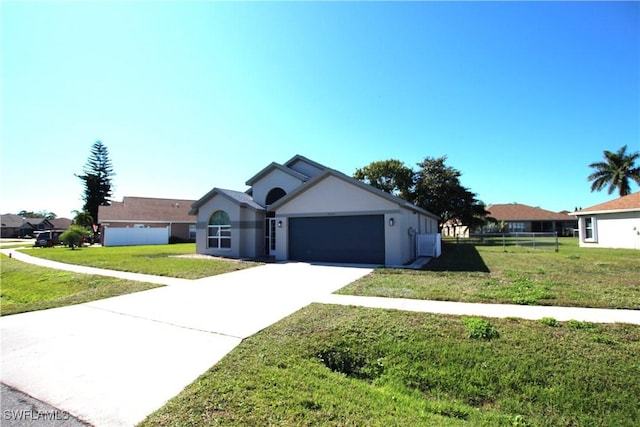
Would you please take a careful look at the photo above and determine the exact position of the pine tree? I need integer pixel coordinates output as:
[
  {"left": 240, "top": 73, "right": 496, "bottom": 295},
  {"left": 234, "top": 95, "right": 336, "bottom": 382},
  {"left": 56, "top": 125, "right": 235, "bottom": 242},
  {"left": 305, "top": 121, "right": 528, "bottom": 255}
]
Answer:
[{"left": 76, "top": 141, "right": 115, "bottom": 224}]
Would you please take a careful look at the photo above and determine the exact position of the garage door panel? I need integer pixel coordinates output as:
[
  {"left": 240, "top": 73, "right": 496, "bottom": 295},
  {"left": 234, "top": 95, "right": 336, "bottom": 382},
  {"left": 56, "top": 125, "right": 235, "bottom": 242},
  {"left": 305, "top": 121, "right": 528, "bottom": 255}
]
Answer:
[{"left": 289, "top": 215, "right": 384, "bottom": 264}]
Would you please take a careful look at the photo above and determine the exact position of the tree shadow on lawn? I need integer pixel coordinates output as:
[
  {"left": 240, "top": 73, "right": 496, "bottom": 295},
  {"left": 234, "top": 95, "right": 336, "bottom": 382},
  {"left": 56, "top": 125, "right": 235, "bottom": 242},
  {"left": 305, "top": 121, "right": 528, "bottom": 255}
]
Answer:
[{"left": 424, "top": 242, "right": 489, "bottom": 273}]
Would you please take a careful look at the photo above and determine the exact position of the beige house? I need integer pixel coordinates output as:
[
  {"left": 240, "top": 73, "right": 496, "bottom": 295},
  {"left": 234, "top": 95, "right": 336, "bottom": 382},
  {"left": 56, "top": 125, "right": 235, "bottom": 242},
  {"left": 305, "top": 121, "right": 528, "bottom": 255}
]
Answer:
[
  {"left": 571, "top": 192, "right": 640, "bottom": 250},
  {"left": 99, "top": 197, "right": 197, "bottom": 244},
  {"left": 190, "top": 155, "right": 440, "bottom": 265}
]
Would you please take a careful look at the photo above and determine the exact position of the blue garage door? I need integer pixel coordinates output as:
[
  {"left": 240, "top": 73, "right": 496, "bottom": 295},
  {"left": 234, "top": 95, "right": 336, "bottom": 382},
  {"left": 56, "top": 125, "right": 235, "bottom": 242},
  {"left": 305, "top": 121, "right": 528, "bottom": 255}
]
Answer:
[{"left": 289, "top": 215, "right": 385, "bottom": 264}]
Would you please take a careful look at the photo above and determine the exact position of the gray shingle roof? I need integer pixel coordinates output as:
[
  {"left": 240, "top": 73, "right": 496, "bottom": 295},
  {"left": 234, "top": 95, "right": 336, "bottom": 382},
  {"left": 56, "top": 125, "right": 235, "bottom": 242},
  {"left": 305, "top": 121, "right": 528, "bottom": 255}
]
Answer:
[
  {"left": 190, "top": 188, "right": 265, "bottom": 215},
  {"left": 216, "top": 188, "right": 265, "bottom": 210}
]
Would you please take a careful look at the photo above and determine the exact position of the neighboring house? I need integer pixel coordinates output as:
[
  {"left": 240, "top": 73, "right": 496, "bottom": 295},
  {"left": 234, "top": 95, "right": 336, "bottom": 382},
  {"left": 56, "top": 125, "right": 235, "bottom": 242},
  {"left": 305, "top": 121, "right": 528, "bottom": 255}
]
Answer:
[
  {"left": 98, "top": 197, "right": 197, "bottom": 244},
  {"left": 441, "top": 220, "right": 469, "bottom": 238},
  {"left": 1, "top": 214, "right": 26, "bottom": 237},
  {"left": 485, "top": 203, "right": 577, "bottom": 236},
  {"left": 0, "top": 214, "right": 67, "bottom": 238},
  {"left": 50, "top": 218, "right": 72, "bottom": 231},
  {"left": 570, "top": 192, "right": 640, "bottom": 250},
  {"left": 190, "top": 155, "right": 440, "bottom": 266}
]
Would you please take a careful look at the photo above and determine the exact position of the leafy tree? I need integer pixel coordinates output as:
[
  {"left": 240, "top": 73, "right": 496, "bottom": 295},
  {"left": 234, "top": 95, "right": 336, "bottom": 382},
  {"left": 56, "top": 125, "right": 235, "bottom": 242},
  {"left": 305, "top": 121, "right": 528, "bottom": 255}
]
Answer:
[
  {"left": 17, "top": 210, "right": 57, "bottom": 219},
  {"left": 76, "top": 141, "right": 115, "bottom": 224},
  {"left": 587, "top": 145, "right": 640, "bottom": 197},
  {"left": 413, "top": 156, "right": 488, "bottom": 227},
  {"left": 60, "top": 225, "right": 90, "bottom": 250},
  {"left": 72, "top": 210, "right": 94, "bottom": 228},
  {"left": 354, "top": 159, "right": 414, "bottom": 200},
  {"left": 354, "top": 155, "right": 489, "bottom": 229}
]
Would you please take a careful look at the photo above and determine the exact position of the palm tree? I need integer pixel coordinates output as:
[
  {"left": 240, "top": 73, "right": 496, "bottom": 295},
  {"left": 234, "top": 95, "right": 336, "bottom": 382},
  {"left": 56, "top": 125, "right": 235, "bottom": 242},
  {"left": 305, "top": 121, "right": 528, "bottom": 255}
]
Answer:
[{"left": 587, "top": 145, "right": 640, "bottom": 197}]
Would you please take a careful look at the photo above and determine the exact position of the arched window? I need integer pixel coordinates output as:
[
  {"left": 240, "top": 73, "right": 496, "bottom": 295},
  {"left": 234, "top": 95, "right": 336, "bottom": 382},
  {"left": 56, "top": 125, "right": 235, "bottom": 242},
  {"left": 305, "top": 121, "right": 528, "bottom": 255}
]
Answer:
[
  {"left": 266, "top": 187, "right": 286, "bottom": 205},
  {"left": 208, "top": 210, "right": 231, "bottom": 249}
]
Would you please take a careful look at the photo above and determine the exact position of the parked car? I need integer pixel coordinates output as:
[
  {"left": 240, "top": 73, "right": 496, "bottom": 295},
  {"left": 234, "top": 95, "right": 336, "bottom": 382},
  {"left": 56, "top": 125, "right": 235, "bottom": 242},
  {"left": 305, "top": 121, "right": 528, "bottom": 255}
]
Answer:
[{"left": 34, "top": 231, "right": 61, "bottom": 247}]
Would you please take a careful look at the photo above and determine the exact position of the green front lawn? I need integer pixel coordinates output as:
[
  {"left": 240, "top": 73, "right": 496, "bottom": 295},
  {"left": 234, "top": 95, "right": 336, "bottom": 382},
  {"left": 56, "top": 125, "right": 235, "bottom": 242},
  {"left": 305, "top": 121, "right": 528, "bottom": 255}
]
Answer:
[
  {"left": 140, "top": 304, "right": 640, "bottom": 426},
  {"left": 339, "top": 239, "right": 640, "bottom": 309},
  {"left": 0, "top": 254, "right": 161, "bottom": 315},
  {"left": 19, "top": 243, "right": 259, "bottom": 279}
]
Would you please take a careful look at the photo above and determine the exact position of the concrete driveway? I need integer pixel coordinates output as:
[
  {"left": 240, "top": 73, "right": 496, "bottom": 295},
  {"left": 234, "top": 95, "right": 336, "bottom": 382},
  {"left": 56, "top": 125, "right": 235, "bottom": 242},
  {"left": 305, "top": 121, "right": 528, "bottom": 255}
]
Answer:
[{"left": 1, "top": 262, "right": 372, "bottom": 427}]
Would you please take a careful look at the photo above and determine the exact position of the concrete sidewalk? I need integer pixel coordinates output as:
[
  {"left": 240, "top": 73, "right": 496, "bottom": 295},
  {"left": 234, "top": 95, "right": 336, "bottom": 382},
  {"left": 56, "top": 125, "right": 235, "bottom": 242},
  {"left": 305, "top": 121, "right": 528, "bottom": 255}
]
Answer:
[
  {"left": 2, "top": 249, "right": 187, "bottom": 287},
  {"left": 317, "top": 294, "right": 640, "bottom": 325},
  {"left": 1, "top": 256, "right": 372, "bottom": 427}
]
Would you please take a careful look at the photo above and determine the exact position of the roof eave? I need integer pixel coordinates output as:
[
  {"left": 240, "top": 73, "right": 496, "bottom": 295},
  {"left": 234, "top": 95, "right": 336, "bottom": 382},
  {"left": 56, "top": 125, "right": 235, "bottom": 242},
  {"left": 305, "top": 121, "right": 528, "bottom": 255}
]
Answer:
[
  {"left": 269, "top": 169, "right": 439, "bottom": 220},
  {"left": 245, "top": 162, "right": 309, "bottom": 186},
  {"left": 570, "top": 207, "right": 640, "bottom": 216}
]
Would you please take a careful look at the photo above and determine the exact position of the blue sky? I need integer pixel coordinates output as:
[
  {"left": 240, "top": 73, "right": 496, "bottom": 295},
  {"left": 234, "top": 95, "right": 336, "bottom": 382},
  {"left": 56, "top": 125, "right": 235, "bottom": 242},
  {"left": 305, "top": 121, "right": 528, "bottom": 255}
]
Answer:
[{"left": 2, "top": 1, "right": 638, "bottom": 219}]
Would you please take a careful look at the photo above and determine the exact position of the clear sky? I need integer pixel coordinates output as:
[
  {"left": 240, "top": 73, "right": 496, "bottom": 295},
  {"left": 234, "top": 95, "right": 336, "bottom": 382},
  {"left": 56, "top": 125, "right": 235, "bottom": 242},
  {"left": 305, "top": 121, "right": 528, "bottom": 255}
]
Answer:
[{"left": 2, "top": 1, "right": 639, "bottom": 219}]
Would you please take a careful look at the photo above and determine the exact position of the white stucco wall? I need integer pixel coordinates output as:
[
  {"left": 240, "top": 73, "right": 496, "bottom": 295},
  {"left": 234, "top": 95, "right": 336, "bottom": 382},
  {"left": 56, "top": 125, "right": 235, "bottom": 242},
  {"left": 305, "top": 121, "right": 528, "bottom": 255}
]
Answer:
[{"left": 578, "top": 211, "right": 640, "bottom": 250}]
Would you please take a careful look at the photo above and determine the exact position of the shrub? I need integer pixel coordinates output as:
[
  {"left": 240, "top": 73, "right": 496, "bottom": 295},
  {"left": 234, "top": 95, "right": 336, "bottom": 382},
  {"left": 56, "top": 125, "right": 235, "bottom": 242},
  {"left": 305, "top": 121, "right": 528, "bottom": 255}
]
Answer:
[
  {"left": 462, "top": 317, "right": 499, "bottom": 340},
  {"left": 60, "top": 225, "right": 91, "bottom": 249},
  {"left": 538, "top": 317, "right": 560, "bottom": 327},
  {"left": 566, "top": 320, "right": 598, "bottom": 331}
]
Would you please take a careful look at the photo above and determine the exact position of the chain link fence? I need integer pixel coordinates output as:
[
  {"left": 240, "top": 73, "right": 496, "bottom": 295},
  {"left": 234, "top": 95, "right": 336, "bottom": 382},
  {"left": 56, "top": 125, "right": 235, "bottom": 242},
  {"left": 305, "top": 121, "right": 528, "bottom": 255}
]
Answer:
[{"left": 455, "top": 232, "right": 559, "bottom": 252}]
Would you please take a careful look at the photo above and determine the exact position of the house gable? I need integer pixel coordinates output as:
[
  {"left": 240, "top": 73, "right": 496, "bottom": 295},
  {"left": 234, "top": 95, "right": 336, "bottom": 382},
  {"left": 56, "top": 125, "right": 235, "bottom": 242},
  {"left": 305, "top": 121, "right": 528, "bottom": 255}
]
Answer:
[
  {"left": 283, "top": 155, "right": 327, "bottom": 179},
  {"left": 271, "top": 170, "right": 426, "bottom": 216},
  {"left": 248, "top": 168, "right": 308, "bottom": 208},
  {"left": 271, "top": 169, "right": 437, "bottom": 218},
  {"left": 190, "top": 188, "right": 264, "bottom": 216}
]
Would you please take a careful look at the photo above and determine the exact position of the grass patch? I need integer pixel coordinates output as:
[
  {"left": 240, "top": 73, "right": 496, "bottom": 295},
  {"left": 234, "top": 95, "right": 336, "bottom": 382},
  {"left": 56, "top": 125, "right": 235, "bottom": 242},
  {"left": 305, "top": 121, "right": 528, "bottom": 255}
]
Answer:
[
  {"left": 18, "top": 244, "right": 259, "bottom": 279},
  {"left": 462, "top": 317, "right": 499, "bottom": 340},
  {"left": 140, "top": 304, "right": 640, "bottom": 426},
  {"left": 1, "top": 254, "right": 160, "bottom": 315},
  {"left": 339, "top": 239, "right": 640, "bottom": 309}
]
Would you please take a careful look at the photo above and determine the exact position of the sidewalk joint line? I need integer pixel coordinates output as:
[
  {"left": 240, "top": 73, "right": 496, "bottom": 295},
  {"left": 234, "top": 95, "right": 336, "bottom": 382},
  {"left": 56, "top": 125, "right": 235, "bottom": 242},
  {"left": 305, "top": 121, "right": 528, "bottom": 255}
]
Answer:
[{"left": 84, "top": 304, "right": 245, "bottom": 340}]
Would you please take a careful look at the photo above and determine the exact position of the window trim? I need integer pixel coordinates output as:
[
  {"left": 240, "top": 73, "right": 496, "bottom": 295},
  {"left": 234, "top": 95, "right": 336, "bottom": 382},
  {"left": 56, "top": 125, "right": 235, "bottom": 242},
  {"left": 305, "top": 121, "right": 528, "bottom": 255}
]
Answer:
[
  {"left": 582, "top": 216, "right": 597, "bottom": 243},
  {"left": 207, "top": 210, "right": 232, "bottom": 250}
]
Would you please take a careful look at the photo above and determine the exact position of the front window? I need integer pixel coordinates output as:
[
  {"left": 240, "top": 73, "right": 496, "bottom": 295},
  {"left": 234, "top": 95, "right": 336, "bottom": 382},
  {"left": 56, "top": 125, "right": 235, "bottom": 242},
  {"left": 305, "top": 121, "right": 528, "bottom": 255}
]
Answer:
[
  {"left": 189, "top": 224, "right": 196, "bottom": 240},
  {"left": 509, "top": 222, "right": 525, "bottom": 232},
  {"left": 208, "top": 210, "right": 231, "bottom": 249}
]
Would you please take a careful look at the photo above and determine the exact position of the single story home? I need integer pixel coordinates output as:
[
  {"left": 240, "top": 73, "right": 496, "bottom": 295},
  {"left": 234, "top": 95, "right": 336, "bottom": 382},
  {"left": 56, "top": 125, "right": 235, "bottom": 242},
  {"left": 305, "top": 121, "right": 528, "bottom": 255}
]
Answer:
[
  {"left": 570, "top": 192, "right": 640, "bottom": 250},
  {"left": 485, "top": 203, "right": 577, "bottom": 236},
  {"left": 98, "top": 196, "right": 197, "bottom": 245},
  {"left": 0, "top": 214, "right": 69, "bottom": 238},
  {"left": 190, "top": 155, "right": 440, "bottom": 265}
]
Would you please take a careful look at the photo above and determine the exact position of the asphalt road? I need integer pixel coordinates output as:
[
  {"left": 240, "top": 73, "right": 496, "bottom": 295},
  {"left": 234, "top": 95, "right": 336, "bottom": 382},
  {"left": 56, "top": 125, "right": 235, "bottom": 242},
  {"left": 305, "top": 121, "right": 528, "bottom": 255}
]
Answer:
[{"left": 1, "top": 383, "right": 89, "bottom": 427}]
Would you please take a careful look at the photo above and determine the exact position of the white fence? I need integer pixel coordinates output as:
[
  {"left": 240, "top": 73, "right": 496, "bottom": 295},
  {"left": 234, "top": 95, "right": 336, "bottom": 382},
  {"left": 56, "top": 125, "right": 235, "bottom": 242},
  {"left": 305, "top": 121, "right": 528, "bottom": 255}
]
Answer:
[
  {"left": 103, "top": 226, "right": 169, "bottom": 247},
  {"left": 416, "top": 233, "right": 442, "bottom": 258}
]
